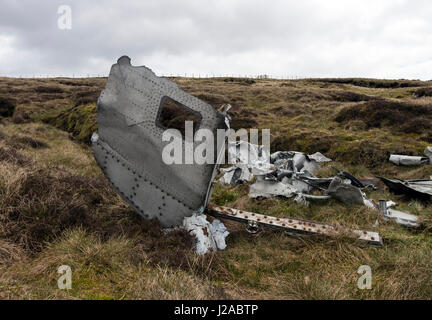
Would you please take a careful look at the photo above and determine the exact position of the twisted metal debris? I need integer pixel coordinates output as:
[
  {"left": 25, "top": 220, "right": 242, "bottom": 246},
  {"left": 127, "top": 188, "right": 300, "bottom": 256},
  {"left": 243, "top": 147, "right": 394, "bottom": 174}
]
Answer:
[{"left": 92, "top": 56, "right": 384, "bottom": 251}]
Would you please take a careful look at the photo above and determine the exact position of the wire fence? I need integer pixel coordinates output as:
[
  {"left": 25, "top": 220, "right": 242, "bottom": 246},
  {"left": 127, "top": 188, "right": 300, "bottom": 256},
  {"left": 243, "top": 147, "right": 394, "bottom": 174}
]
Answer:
[{"left": 0, "top": 73, "right": 314, "bottom": 80}]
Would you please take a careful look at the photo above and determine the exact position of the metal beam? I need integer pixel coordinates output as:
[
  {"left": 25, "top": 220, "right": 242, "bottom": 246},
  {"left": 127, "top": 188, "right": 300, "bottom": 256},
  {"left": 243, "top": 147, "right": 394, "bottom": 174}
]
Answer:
[{"left": 206, "top": 204, "right": 383, "bottom": 246}]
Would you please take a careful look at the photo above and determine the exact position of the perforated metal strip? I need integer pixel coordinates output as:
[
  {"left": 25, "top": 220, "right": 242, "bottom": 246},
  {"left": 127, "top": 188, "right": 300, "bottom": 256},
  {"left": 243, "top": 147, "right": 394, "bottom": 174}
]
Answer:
[{"left": 206, "top": 205, "right": 383, "bottom": 246}]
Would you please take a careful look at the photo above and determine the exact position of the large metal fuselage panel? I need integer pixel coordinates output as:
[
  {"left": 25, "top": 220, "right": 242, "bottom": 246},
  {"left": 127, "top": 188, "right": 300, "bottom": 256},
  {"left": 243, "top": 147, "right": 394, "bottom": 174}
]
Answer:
[{"left": 92, "top": 56, "right": 227, "bottom": 227}]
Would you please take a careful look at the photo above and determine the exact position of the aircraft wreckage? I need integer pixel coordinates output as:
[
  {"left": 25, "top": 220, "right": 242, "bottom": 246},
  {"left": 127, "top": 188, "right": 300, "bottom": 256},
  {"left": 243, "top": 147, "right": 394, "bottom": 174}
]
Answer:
[{"left": 90, "top": 56, "right": 428, "bottom": 252}]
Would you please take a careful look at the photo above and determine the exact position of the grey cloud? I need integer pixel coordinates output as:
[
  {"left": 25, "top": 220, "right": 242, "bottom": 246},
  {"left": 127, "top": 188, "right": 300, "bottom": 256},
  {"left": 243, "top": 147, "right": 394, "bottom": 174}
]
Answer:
[{"left": 0, "top": 0, "right": 431, "bottom": 79}]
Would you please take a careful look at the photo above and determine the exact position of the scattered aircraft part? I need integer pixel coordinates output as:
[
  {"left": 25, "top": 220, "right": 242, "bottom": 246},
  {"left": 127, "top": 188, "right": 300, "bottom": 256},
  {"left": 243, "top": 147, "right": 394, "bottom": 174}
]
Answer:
[
  {"left": 251, "top": 165, "right": 277, "bottom": 177},
  {"left": 385, "top": 208, "right": 420, "bottom": 228},
  {"left": 337, "top": 171, "right": 377, "bottom": 190},
  {"left": 300, "top": 194, "right": 332, "bottom": 201},
  {"left": 183, "top": 213, "right": 229, "bottom": 254},
  {"left": 206, "top": 205, "right": 383, "bottom": 246},
  {"left": 389, "top": 155, "right": 429, "bottom": 166},
  {"left": 288, "top": 177, "right": 312, "bottom": 194},
  {"left": 338, "top": 171, "right": 366, "bottom": 188},
  {"left": 92, "top": 56, "right": 228, "bottom": 227},
  {"left": 271, "top": 151, "right": 332, "bottom": 167},
  {"left": 270, "top": 151, "right": 292, "bottom": 163},
  {"left": 249, "top": 180, "right": 297, "bottom": 199},
  {"left": 379, "top": 177, "right": 432, "bottom": 201},
  {"left": 227, "top": 140, "right": 276, "bottom": 179},
  {"left": 228, "top": 140, "right": 271, "bottom": 168},
  {"left": 291, "top": 193, "right": 331, "bottom": 207},
  {"left": 308, "top": 152, "right": 332, "bottom": 163},
  {"left": 218, "top": 140, "right": 421, "bottom": 230},
  {"left": 293, "top": 193, "right": 330, "bottom": 206},
  {"left": 292, "top": 152, "right": 320, "bottom": 173},
  {"left": 298, "top": 176, "right": 333, "bottom": 189},
  {"left": 219, "top": 164, "right": 253, "bottom": 186},
  {"left": 363, "top": 198, "right": 420, "bottom": 227},
  {"left": 237, "top": 146, "right": 334, "bottom": 204},
  {"left": 327, "top": 177, "right": 365, "bottom": 205},
  {"left": 389, "top": 147, "right": 432, "bottom": 166},
  {"left": 275, "top": 169, "right": 295, "bottom": 181}
]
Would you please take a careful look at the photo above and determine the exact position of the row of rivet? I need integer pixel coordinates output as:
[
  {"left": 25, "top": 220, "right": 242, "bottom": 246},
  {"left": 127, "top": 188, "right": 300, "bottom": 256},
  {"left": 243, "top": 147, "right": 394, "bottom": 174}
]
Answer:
[{"left": 95, "top": 139, "right": 193, "bottom": 212}]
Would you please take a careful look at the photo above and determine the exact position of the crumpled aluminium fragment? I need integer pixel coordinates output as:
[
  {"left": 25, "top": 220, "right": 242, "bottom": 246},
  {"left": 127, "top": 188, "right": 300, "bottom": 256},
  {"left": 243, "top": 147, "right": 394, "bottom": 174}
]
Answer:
[
  {"left": 219, "top": 164, "right": 253, "bottom": 186},
  {"left": 308, "top": 152, "right": 332, "bottom": 163},
  {"left": 293, "top": 153, "right": 320, "bottom": 173},
  {"left": 270, "top": 151, "right": 323, "bottom": 174},
  {"left": 285, "top": 176, "right": 312, "bottom": 194},
  {"left": 249, "top": 180, "right": 297, "bottom": 199},
  {"left": 228, "top": 140, "right": 271, "bottom": 167},
  {"left": 299, "top": 176, "right": 334, "bottom": 189},
  {"left": 241, "top": 146, "right": 333, "bottom": 203},
  {"left": 183, "top": 213, "right": 229, "bottom": 254}
]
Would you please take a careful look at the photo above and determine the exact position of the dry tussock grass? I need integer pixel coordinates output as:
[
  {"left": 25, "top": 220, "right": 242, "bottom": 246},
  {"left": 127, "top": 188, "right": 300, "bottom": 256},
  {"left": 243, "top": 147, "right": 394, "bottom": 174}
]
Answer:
[
  {"left": 0, "top": 123, "right": 235, "bottom": 299},
  {"left": 0, "top": 229, "right": 226, "bottom": 299}
]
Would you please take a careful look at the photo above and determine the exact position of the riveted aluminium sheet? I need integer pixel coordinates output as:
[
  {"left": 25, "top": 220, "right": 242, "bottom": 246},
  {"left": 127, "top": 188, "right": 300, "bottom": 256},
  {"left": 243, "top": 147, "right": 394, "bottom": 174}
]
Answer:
[{"left": 92, "top": 56, "right": 228, "bottom": 227}]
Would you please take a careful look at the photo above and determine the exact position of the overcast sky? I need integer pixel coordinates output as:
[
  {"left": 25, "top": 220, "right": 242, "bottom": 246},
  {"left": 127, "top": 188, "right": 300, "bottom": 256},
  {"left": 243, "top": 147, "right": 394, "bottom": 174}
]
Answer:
[{"left": 0, "top": 0, "right": 431, "bottom": 79}]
